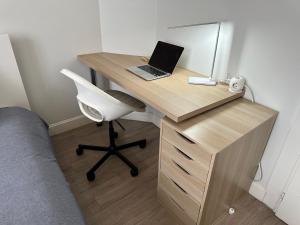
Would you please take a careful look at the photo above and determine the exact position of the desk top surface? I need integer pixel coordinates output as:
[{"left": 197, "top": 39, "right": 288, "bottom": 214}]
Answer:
[
  {"left": 163, "top": 98, "right": 277, "bottom": 154},
  {"left": 78, "top": 52, "right": 244, "bottom": 122}
]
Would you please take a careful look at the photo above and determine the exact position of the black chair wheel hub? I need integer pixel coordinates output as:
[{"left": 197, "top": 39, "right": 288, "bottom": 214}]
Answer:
[
  {"left": 76, "top": 148, "right": 83, "bottom": 156},
  {"left": 87, "top": 172, "right": 95, "bottom": 181},
  {"left": 139, "top": 140, "right": 147, "bottom": 149},
  {"left": 130, "top": 169, "right": 139, "bottom": 177}
]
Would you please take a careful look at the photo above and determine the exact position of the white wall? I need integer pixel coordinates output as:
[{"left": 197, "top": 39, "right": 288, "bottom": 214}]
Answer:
[
  {"left": 0, "top": 0, "right": 102, "bottom": 124},
  {"left": 161, "top": 24, "right": 220, "bottom": 76},
  {"left": 156, "top": 0, "right": 300, "bottom": 209},
  {"left": 99, "top": 0, "right": 157, "bottom": 56},
  {"left": 275, "top": 106, "right": 300, "bottom": 223},
  {"left": 228, "top": 0, "right": 300, "bottom": 208},
  {"left": 98, "top": 0, "right": 159, "bottom": 123},
  {"left": 267, "top": 101, "right": 300, "bottom": 210}
]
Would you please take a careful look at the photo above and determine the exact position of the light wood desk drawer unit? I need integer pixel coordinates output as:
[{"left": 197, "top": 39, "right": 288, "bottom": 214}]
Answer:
[
  {"left": 158, "top": 172, "right": 200, "bottom": 225},
  {"left": 160, "top": 150, "right": 206, "bottom": 204},
  {"left": 161, "top": 139, "right": 210, "bottom": 185},
  {"left": 158, "top": 99, "right": 277, "bottom": 225}
]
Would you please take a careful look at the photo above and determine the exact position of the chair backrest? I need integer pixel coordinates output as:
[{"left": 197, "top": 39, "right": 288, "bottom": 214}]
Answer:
[{"left": 61, "top": 69, "right": 134, "bottom": 122}]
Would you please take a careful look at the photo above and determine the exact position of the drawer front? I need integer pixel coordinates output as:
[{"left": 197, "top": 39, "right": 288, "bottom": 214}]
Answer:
[
  {"left": 162, "top": 122, "right": 211, "bottom": 169},
  {"left": 161, "top": 139, "right": 209, "bottom": 183},
  {"left": 160, "top": 151, "right": 205, "bottom": 204},
  {"left": 158, "top": 188, "right": 198, "bottom": 225},
  {"left": 158, "top": 172, "right": 200, "bottom": 222}
]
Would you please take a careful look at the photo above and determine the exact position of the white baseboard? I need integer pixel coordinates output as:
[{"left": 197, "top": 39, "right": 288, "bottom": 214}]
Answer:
[
  {"left": 49, "top": 115, "right": 93, "bottom": 136},
  {"left": 249, "top": 182, "right": 267, "bottom": 201},
  {"left": 263, "top": 189, "right": 283, "bottom": 210}
]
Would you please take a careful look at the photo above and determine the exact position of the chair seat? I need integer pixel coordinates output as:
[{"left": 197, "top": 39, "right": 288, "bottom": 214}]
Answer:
[{"left": 106, "top": 90, "right": 146, "bottom": 112}]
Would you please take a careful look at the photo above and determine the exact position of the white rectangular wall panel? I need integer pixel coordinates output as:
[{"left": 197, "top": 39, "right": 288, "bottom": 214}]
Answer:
[
  {"left": 162, "top": 24, "right": 219, "bottom": 76},
  {"left": 0, "top": 34, "right": 30, "bottom": 109}
]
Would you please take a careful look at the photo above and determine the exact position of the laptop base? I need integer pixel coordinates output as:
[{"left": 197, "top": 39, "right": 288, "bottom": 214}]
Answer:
[{"left": 127, "top": 66, "right": 170, "bottom": 81}]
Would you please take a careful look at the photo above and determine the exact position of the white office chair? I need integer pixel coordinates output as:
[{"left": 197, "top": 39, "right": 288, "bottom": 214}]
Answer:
[{"left": 61, "top": 69, "right": 146, "bottom": 181}]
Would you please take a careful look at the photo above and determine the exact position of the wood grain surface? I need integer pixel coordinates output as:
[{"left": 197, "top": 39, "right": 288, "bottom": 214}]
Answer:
[{"left": 78, "top": 52, "right": 244, "bottom": 122}]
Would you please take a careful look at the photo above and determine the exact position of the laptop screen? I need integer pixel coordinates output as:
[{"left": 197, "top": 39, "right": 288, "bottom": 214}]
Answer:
[{"left": 148, "top": 41, "right": 184, "bottom": 74}]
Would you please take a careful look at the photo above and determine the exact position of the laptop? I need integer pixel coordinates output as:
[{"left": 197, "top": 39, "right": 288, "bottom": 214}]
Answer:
[{"left": 127, "top": 41, "right": 184, "bottom": 81}]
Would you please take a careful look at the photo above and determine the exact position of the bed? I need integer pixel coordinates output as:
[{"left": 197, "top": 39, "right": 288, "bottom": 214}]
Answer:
[{"left": 0, "top": 107, "right": 86, "bottom": 225}]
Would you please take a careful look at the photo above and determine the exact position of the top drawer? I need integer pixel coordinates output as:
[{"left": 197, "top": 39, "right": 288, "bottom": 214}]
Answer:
[{"left": 162, "top": 121, "right": 212, "bottom": 169}]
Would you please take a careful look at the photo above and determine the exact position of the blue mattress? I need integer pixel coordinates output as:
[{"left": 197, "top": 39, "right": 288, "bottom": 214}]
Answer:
[{"left": 0, "top": 107, "right": 86, "bottom": 225}]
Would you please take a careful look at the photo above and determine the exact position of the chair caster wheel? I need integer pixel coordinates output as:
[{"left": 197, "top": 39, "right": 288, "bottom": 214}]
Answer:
[
  {"left": 114, "top": 132, "right": 118, "bottom": 138},
  {"left": 139, "top": 140, "right": 146, "bottom": 149},
  {"left": 76, "top": 148, "right": 83, "bottom": 156},
  {"left": 96, "top": 122, "right": 102, "bottom": 127},
  {"left": 86, "top": 172, "right": 95, "bottom": 181},
  {"left": 130, "top": 169, "right": 139, "bottom": 177}
]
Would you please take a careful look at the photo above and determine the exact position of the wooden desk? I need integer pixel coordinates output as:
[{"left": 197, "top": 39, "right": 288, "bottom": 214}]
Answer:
[
  {"left": 77, "top": 52, "right": 277, "bottom": 225},
  {"left": 158, "top": 99, "right": 277, "bottom": 225},
  {"left": 78, "top": 52, "right": 244, "bottom": 122}
]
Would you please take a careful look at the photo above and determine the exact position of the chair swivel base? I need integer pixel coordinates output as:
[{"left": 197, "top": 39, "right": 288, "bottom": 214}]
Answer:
[{"left": 76, "top": 121, "right": 146, "bottom": 181}]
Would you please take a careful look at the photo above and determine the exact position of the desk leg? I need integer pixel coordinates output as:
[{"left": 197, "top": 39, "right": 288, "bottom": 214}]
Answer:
[
  {"left": 90, "top": 68, "right": 102, "bottom": 127},
  {"left": 90, "top": 68, "right": 97, "bottom": 86}
]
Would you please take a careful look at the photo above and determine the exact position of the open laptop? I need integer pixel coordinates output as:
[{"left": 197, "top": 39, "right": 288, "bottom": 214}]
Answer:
[{"left": 127, "top": 41, "right": 184, "bottom": 81}]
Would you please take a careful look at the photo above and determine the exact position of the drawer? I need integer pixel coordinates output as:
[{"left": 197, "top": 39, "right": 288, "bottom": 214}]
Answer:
[
  {"left": 158, "top": 187, "right": 197, "bottom": 225},
  {"left": 160, "top": 151, "right": 205, "bottom": 204},
  {"left": 158, "top": 172, "right": 200, "bottom": 222},
  {"left": 161, "top": 139, "right": 209, "bottom": 183},
  {"left": 162, "top": 122, "right": 211, "bottom": 168}
]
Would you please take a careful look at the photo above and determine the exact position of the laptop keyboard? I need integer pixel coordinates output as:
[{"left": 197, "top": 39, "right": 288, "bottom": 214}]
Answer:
[{"left": 138, "top": 65, "right": 166, "bottom": 76}]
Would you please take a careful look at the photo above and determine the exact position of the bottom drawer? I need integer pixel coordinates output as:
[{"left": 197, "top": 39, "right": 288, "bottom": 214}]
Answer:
[{"left": 158, "top": 172, "right": 200, "bottom": 225}]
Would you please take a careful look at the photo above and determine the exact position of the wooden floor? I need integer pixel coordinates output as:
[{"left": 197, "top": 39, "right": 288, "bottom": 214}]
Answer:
[
  {"left": 213, "top": 194, "right": 286, "bottom": 225},
  {"left": 52, "top": 120, "right": 286, "bottom": 225}
]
